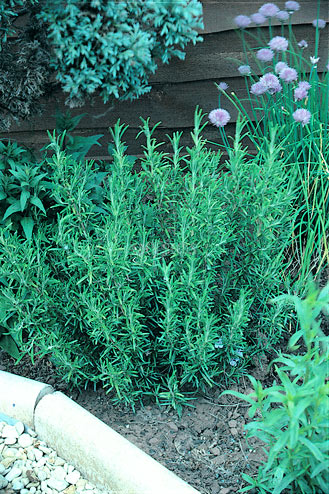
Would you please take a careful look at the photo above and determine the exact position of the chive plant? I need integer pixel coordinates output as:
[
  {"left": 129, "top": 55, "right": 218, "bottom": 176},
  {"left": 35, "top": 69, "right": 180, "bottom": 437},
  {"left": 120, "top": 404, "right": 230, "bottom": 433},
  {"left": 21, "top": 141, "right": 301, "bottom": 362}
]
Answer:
[{"left": 209, "top": 0, "right": 329, "bottom": 292}]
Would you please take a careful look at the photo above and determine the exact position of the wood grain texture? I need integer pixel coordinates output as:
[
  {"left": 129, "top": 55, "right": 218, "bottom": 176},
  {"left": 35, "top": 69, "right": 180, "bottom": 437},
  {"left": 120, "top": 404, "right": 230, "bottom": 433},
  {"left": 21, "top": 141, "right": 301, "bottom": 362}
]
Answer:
[
  {"left": 201, "top": 0, "right": 329, "bottom": 34},
  {"left": 2, "top": 0, "right": 328, "bottom": 159}
]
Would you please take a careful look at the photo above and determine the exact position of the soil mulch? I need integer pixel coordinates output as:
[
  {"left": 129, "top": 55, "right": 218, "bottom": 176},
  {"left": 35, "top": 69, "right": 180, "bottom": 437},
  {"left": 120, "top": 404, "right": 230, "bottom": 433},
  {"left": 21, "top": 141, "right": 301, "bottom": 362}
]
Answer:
[{"left": 0, "top": 349, "right": 277, "bottom": 494}]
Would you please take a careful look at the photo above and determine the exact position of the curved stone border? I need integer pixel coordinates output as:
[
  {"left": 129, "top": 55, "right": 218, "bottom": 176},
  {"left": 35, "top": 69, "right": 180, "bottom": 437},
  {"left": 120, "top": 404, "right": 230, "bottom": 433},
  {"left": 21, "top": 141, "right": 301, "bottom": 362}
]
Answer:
[{"left": 0, "top": 371, "right": 200, "bottom": 494}]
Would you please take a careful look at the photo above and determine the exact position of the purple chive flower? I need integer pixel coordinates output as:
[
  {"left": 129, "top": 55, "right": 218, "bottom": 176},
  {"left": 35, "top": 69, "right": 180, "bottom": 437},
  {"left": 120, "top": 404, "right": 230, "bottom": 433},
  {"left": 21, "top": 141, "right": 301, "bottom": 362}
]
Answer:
[
  {"left": 251, "top": 12, "right": 266, "bottom": 24},
  {"left": 256, "top": 48, "right": 275, "bottom": 62},
  {"left": 209, "top": 108, "right": 231, "bottom": 127},
  {"left": 293, "top": 108, "right": 311, "bottom": 126},
  {"left": 259, "top": 3, "right": 280, "bottom": 17},
  {"left": 298, "top": 81, "right": 311, "bottom": 90},
  {"left": 238, "top": 64, "right": 252, "bottom": 76},
  {"left": 279, "top": 66, "right": 298, "bottom": 82},
  {"left": 218, "top": 82, "right": 229, "bottom": 91},
  {"left": 275, "top": 61, "right": 288, "bottom": 74},
  {"left": 269, "top": 36, "right": 289, "bottom": 51},
  {"left": 229, "top": 359, "right": 238, "bottom": 367},
  {"left": 235, "top": 349, "right": 244, "bottom": 358},
  {"left": 276, "top": 10, "right": 290, "bottom": 21},
  {"left": 285, "top": 1, "right": 300, "bottom": 11},
  {"left": 298, "top": 39, "right": 308, "bottom": 48},
  {"left": 312, "top": 19, "right": 326, "bottom": 29},
  {"left": 234, "top": 15, "right": 251, "bottom": 28},
  {"left": 250, "top": 81, "right": 267, "bottom": 95},
  {"left": 294, "top": 87, "right": 308, "bottom": 101},
  {"left": 259, "top": 72, "right": 282, "bottom": 94}
]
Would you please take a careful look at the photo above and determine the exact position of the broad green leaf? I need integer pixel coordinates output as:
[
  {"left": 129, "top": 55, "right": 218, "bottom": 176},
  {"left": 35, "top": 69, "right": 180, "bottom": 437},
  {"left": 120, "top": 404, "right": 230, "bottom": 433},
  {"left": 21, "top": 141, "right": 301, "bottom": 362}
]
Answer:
[
  {"left": 2, "top": 200, "right": 21, "bottom": 220},
  {"left": 0, "top": 333, "right": 20, "bottom": 359},
  {"left": 20, "top": 216, "right": 34, "bottom": 240},
  {"left": 20, "top": 190, "right": 30, "bottom": 211},
  {"left": 299, "top": 436, "right": 324, "bottom": 462},
  {"left": 265, "top": 430, "right": 289, "bottom": 471},
  {"left": 220, "top": 389, "right": 257, "bottom": 405},
  {"left": 272, "top": 473, "right": 298, "bottom": 494},
  {"left": 30, "top": 196, "right": 46, "bottom": 214}
]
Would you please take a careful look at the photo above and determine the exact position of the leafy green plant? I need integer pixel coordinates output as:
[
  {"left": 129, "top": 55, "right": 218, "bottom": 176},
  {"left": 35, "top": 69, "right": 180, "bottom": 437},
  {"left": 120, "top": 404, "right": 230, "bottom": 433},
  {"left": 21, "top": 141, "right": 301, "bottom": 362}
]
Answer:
[
  {"left": 222, "top": 283, "right": 329, "bottom": 494},
  {"left": 0, "top": 110, "right": 297, "bottom": 409},
  {"left": 0, "top": 140, "right": 50, "bottom": 239}
]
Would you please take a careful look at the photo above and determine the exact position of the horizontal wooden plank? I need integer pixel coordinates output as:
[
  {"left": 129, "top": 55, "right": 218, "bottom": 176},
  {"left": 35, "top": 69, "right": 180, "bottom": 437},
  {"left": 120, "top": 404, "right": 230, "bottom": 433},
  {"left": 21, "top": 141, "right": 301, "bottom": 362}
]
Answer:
[
  {"left": 2, "top": 1, "right": 327, "bottom": 147},
  {"left": 201, "top": 1, "right": 329, "bottom": 34},
  {"left": 150, "top": 24, "right": 328, "bottom": 83},
  {"left": 0, "top": 122, "right": 244, "bottom": 160},
  {"left": 1, "top": 77, "right": 255, "bottom": 133},
  {"left": 10, "top": 2, "right": 328, "bottom": 36}
]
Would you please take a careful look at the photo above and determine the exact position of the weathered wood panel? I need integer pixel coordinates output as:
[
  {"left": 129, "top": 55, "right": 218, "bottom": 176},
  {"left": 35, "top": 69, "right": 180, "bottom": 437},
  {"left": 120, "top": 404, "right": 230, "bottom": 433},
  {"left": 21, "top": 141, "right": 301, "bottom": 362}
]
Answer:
[
  {"left": 201, "top": 1, "right": 329, "bottom": 34},
  {"left": 2, "top": 0, "right": 328, "bottom": 158}
]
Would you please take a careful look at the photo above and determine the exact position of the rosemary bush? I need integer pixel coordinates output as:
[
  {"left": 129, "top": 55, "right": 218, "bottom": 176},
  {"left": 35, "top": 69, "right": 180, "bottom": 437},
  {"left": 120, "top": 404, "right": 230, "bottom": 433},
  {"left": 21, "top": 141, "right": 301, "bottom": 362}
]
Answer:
[
  {"left": 0, "top": 110, "right": 297, "bottom": 410},
  {"left": 223, "top": 283, "right": 329, "bottom": 494}
]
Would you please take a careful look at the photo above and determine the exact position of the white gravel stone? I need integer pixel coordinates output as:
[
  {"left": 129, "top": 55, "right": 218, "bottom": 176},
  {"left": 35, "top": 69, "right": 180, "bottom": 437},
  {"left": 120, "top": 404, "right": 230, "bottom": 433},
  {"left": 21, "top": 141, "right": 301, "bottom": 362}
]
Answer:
[
  {"left": 18, "top": 433, "right": 34, "bottom": 448},
  {"left": 65, "top": 469, "right": 80, "bottom": 485},
  {"left": 41, "top": 479, "right": 48, "bottom": 491},
  {"left": 27, "top": 449, "right": 35, "bottom": 461},
  {"left": 12, "top": 478, "right": 25, "bottom": 490},
  {"left": 5, "top": 466, "right": 22, "bottom": 482},
  {"left": 53, "top": 466, "right": 66, "bottom": 480},
  {"left": 0, "top": 420, "right": 113, "bottom": 494},
  {"left": 38, "top": 446, "right": 51, "bottom": 455},
  {"left": 3, "top": 447, "right": 16, "bottom": 457},
  {"left": 54, "top": 457, "right": 65, "bottom": 466},
  {"left": 47, "top": 477, "right": 69, "bottom": 491},
  {"left": 37, "top": 469, "right": 48, "bottom": 482},
  {"left": 2, "top": 424, "right": 19, "bottom": 439},
  {"left": 4, "top": 436, "right": 17, "bottom": 445},
  {"left": 14, "top": 422, "right": 25, "bottom": 436},
  {"left": 33, "top": 448, "right": 44, "bottom": 462},
  {"left": 0, "top": 473, "right": 8, "bottom": 488},
  {"left": 35, "top": 457, "right": 47, "bottom": 468}
]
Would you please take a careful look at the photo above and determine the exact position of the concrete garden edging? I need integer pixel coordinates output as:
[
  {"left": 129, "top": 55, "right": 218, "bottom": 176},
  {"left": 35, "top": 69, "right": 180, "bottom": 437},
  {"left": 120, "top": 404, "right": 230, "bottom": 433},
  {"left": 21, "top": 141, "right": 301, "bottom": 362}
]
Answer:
[{"left": 0, "top": 370, "right": 201, "bottom": 494}]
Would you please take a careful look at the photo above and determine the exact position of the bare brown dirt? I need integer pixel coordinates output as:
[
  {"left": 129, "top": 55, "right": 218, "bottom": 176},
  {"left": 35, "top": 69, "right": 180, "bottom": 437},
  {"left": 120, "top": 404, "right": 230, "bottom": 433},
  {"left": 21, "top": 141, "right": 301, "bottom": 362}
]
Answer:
[{"left": 0, "top": 350, "right": 276, "bottom": 494}]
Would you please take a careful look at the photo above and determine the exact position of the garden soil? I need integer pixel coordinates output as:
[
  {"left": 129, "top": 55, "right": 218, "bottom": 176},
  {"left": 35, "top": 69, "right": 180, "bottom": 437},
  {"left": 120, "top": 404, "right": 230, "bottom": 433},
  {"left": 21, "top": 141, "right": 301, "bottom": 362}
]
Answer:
[{"left": 0, "top": 350, "right": 278, "bottom": 494}]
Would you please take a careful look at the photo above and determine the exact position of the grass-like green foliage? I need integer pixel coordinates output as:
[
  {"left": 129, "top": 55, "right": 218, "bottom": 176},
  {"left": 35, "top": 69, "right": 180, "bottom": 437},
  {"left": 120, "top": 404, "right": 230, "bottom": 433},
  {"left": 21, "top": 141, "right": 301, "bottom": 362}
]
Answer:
[
  {"left": 214, "top": 0, "right": 329, "bottom": 292},
  {"left": 222, "top": 283, "right": 329, "bottom": 494},
  {"left": 0, "top": 110, "right": 297, "bottom": 411}
]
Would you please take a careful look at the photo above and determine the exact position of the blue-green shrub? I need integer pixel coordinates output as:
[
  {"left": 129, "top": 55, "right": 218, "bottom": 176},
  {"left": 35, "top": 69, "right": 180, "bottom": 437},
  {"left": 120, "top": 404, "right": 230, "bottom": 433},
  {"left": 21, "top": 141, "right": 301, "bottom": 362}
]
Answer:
[
  {"left": 0, "top": 1, "right": 203, "bottom": 128},
  {"left": 39, "top": 0, "right": 203, "bottom": 107}
]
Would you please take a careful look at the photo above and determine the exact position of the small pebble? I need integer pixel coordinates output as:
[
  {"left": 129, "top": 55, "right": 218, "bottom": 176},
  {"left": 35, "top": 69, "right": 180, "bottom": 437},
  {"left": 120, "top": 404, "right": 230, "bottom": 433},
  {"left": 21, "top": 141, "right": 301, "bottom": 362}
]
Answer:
[
  {"left": 18, "top": 433, "right": 33, "bottom": 448},
  {"left": 14, "top": 422, "right": 25, "bottom": 436},
  {"left": 2, "top": 425, "right": 19, "bottom": 439}
]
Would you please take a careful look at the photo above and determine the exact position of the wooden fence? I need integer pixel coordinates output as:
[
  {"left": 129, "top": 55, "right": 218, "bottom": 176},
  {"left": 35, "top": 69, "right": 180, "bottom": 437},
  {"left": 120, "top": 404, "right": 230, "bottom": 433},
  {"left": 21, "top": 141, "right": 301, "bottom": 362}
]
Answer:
[{"left": 2, "top": 0, "right": 328, "bottom": 158}]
